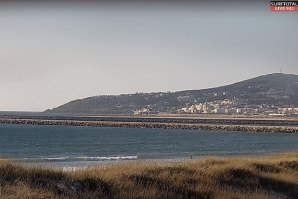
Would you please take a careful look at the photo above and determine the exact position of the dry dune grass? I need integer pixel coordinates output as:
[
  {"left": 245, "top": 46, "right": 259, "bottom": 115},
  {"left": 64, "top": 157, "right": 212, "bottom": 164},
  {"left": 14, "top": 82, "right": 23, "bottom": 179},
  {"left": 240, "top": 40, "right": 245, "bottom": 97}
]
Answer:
[{"left": 1, "top": 153, "right": 298, "bottom": 199}]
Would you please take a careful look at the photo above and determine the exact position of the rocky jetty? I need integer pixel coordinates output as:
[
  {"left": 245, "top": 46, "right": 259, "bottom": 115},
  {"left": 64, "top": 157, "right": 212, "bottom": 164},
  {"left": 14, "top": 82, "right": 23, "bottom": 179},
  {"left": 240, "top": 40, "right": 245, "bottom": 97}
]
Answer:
[{"left": 0, "top": 118, "right": 298, "bottom": 133}]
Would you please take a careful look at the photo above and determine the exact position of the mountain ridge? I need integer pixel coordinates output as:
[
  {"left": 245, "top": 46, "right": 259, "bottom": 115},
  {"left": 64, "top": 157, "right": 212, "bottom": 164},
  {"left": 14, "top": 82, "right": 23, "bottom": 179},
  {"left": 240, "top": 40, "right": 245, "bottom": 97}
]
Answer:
[{"left": 45, "top": 73, "right": 298, "bottom": 115}]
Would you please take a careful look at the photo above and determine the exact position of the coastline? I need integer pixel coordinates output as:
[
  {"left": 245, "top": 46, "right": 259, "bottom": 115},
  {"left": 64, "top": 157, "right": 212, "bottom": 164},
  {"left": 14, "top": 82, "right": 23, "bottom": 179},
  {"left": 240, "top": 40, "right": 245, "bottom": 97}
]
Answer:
[
  {"left": 14, "top": 158, "right": 189, "bottom": 172},
  {"left": 11, "top": 152, "right": 291, "bottom": 172},
  {"left": 1, "top": 117, "right": 298, "bottom": 133}
]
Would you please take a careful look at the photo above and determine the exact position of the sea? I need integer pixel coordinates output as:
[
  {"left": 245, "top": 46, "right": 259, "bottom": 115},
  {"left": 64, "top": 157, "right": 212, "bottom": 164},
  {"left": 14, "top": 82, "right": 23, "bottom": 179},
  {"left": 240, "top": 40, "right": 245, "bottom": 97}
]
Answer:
[{"left": 1, "top": 123, "right": 298, "bottom": 170}]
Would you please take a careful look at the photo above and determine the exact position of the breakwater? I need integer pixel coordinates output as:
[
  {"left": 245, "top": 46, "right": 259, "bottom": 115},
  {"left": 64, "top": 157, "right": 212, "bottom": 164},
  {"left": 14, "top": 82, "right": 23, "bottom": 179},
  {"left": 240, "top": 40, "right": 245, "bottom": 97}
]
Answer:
[
  {"left": 0, "top": 118, "right": 298, "bottom": 133},
  {"left": 2, "top": 115, "right": 298, "bottom": 126}
]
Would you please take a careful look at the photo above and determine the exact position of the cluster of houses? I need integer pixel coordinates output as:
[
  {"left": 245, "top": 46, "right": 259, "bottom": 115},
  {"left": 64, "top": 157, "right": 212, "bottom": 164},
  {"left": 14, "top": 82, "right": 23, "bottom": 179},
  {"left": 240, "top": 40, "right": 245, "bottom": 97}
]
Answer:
[
  {"left": 133, "top": 98, "right": 298, "bottom": 117},
  {"left": 177, "top": 99, "right": 298, "bottom": 116}
]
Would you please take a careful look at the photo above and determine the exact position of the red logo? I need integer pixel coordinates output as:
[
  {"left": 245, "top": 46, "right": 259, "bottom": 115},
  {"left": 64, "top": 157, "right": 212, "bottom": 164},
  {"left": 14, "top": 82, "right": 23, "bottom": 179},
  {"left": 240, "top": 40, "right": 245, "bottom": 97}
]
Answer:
[{"left": 270, "top": 1, "right": 298, "bottom": 11}]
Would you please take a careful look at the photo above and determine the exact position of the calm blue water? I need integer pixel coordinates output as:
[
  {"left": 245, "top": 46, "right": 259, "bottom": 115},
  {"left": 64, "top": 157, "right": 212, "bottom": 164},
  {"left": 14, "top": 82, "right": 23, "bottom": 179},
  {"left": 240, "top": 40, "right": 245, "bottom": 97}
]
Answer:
[{"left": 1, "top": 124, "right": 298, "bottom": 167}]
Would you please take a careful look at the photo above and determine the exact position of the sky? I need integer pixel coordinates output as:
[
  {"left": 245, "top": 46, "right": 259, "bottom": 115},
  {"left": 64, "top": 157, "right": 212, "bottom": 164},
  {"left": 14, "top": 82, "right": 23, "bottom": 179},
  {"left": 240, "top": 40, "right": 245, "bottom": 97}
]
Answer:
[{"left": 0, "top": 1, "right": 297, "bottom": 111}]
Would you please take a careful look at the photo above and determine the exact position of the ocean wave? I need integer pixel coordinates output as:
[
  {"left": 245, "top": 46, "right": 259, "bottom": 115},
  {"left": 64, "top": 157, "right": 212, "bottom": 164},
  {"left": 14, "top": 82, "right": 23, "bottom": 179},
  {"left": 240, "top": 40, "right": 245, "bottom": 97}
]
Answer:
[
  {"left": 78, "top": 155, "right": 138, "bottom": 160},
  {"left": 44, "top": 157, "right": 70, "bottom": 160},
  {"left": 13, "top": 155, "right": 138, "bottom": 162}
]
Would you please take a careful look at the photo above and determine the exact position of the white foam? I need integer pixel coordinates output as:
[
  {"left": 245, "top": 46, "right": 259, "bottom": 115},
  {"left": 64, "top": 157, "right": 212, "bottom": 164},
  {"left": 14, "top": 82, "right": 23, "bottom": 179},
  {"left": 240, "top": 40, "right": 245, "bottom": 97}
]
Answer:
[
  {"left": 14, "top": 155, "right": 138, "bottom": 162},
  {"left": 77, "top": 155, "right": 138, "bottom": 160},
  {"left": 43, "top": 157, "right": 70, "bottom": 160}
]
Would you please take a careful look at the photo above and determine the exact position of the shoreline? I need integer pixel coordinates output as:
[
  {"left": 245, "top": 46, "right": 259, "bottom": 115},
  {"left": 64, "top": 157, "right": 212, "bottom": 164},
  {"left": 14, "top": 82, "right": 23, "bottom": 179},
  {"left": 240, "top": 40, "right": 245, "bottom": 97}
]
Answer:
[
  {"left": 1, "top": 117, "right": 298, "bottom": 133},
  {"left": 13, "top": 158, "right": 189, "bottom": 172},
  {"left": 11, "top": 152, "right": 290, "bottom": 172}
]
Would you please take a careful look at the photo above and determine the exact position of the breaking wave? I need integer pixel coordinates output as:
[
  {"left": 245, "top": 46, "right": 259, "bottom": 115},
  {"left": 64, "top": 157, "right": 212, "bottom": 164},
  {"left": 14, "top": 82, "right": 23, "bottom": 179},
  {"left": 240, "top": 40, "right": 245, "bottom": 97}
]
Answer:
[{"left": 14, "top": 155, "right": 138, "bottom": 162}]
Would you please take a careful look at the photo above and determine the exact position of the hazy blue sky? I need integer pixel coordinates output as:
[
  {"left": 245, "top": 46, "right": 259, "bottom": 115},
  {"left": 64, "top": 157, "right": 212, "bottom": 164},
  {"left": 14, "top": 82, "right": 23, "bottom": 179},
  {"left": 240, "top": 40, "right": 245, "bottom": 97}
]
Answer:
[{"left": 0, "top": 1, "right": 297, "bottom": 111}]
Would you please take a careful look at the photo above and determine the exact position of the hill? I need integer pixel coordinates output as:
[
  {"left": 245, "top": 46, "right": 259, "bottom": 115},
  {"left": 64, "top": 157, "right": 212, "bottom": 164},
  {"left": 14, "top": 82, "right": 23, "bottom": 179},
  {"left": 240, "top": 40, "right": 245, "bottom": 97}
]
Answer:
[{"left": 45, "top": 73, "right": 298, "bottom": 115}]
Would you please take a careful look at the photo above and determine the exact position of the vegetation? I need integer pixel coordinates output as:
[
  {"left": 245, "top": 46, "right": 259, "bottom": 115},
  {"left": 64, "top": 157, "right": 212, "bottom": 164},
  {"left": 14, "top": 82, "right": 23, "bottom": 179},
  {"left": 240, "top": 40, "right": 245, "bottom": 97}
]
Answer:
[{"left": 1, "top": 153, "right": 298, "bottom": 199}]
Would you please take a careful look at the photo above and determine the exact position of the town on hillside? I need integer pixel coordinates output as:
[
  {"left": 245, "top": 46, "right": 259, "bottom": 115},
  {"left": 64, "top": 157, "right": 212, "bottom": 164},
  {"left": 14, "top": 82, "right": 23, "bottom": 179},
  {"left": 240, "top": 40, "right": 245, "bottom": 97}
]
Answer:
[{"left": 134, "top": 98, "right": 298, "bottom": 117}]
